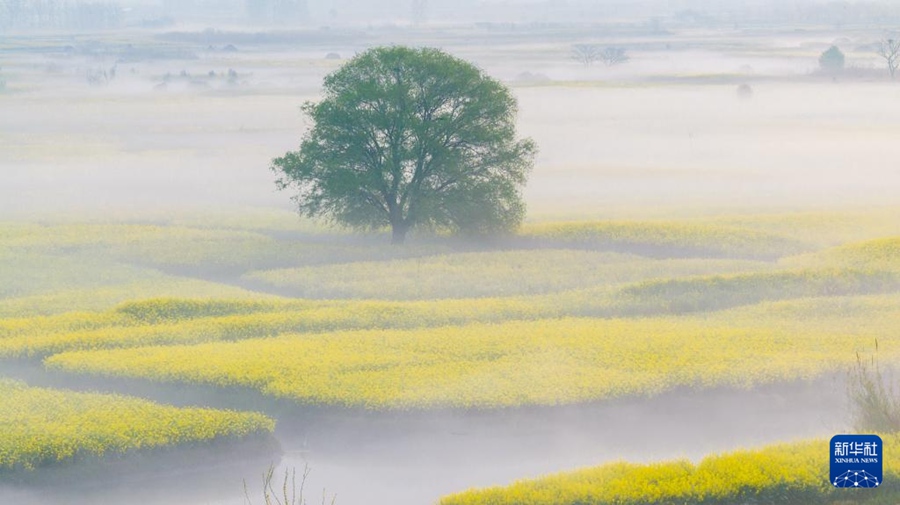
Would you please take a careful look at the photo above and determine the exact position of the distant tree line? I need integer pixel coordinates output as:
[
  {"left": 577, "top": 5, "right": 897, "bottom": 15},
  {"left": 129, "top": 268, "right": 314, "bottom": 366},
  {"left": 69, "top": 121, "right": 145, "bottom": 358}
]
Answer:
[
  {"left": 0, "top": 0, "right": 122, "bottom": 30},
  {"left": 818, "top": 38, "right": 900, "bottom": 80},
  {"left": 572, "top": 44, "right": 630, "bottom": 68}
]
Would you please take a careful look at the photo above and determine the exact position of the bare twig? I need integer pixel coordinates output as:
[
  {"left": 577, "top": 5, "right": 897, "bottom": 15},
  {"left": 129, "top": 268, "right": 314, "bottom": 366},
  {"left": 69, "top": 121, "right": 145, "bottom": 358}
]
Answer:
[
  {"left": 571, "top": 44, "right": 602, "bottom": 67},
  {"left": 876, "top": 38, "right": 900, "bottom": 79},
  {"left": 244, "top": 463, "right": 336, "bottom": 505},
  {"left": 598, "top": 47, "right": 630, "bottom": 67}
]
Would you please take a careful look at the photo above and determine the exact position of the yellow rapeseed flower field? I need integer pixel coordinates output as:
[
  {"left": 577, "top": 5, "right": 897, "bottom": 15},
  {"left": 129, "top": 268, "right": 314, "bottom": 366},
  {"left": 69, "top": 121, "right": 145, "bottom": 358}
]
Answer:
[
  {"left": 1, "top": 217, "right": 898, "bottom": 480},
  {"left": 0, "top": 380, "right": 274, "bottom": 472},
  {"left": 440, "top": 434, "right": 900, "bottom": 505},
  {"left": 784, "top": 237, "right": 900, "bottom": 272},
  {"left": 3, "top": 254, "right": 896, "bottom": 359},
  {"left": 519, "top": 220, "right": 810, "bottom": 259},
  {"left": 44, "top": 295, "right": 900, "bottom": 409}
]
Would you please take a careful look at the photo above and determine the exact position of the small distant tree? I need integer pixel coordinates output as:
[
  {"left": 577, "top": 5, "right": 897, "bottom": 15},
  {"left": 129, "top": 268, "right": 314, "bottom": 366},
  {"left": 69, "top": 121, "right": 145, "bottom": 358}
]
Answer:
[
  {"left": 598, "top": 46, "right": 630, "bottom": 67},
  {"left": 876, "top": 38, "right": 900, "bottom": 79},
  {"left": 572, "top": 44, "right": 602, "bottom": 67},
  {"left": 818, "top": 45, "right": 845, "bottom": 73},
  {"left": 85, "top": 67, "right": 109, "bottom": 87}
]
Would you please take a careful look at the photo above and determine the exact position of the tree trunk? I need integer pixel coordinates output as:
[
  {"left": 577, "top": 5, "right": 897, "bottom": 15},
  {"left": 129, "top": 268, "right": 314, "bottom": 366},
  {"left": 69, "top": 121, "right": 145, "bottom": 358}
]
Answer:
[{"left": 391, "top": 223, "right": 408, "bottom": 245}]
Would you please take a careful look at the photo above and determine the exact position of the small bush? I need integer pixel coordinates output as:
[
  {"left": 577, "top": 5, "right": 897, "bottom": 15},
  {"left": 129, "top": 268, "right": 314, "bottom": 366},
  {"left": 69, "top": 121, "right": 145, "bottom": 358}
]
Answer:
[
  {"left": 819, "top": 45, "right": 845, "bottom": 73},
  {"left": 848, "top": 340, "right": 900, "bottom": 432}
]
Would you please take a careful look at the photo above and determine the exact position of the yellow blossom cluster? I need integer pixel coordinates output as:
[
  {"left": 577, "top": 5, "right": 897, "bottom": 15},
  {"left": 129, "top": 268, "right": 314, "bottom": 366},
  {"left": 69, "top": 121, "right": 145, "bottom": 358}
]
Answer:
[{"left": 0, "top": 380, "right": 274, "bottom": 472}]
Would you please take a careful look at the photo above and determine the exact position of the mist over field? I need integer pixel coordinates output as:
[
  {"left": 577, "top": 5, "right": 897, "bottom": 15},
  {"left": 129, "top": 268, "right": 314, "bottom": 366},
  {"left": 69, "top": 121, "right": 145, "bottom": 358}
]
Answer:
[
  {"left": 3, "top": 24, "right": 900, "bottom": 217},
  {"left": 2, "top": 1, "right": 900, "bottom": 504},
  {"left": 5, "top": 80, "right": 900, "bottom": 215}
]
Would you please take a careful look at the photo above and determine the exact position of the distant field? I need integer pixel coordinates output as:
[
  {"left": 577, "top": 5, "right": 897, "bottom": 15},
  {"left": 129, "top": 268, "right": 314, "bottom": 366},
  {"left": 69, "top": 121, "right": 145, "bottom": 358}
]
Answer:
[
  {"left": 0, "top": 379, "right": 273, "bottom": 473},
  {"left": 519, "top": 220, "right": 811, "bottom": 259},
  {"left": 2, "top": 211, "right": 897, "bottom": 315},
  {"left": 4, "top": 265, "right": 897, "bottom": 359},
  {"left": 245, "top": 251, "right": 771, "bottom": 300}
]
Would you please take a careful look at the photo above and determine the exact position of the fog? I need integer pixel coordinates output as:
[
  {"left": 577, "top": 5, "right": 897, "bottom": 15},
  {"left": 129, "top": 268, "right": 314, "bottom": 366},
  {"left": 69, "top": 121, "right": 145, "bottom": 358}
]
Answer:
[
  {"left": 6, "top": 0, "right": 900, "bottom": 29},
  {"left": 2, "top": 31, "right": 899, "bottom": 217},
  {"left": 2, "top": 2, "right": 899, "bottom": 504},
  {"left": 0, "top": 365, "right": 846, "bottom": 505}
]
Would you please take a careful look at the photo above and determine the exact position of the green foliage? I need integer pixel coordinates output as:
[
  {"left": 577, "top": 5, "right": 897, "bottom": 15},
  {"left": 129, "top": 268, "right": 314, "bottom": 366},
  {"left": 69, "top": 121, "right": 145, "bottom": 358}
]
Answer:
[
  {"left": 272, "top": 46, "right": 536, "bottom": 243},
  {"left": 819, "top": 45, "right": 845, "bottom": 72}
]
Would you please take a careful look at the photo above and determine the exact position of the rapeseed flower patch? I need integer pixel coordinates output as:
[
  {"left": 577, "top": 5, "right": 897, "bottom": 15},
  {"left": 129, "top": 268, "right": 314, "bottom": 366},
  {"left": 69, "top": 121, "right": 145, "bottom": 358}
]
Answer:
[{"left": 0, "top": 380, "right": 274, "bottom": 472}]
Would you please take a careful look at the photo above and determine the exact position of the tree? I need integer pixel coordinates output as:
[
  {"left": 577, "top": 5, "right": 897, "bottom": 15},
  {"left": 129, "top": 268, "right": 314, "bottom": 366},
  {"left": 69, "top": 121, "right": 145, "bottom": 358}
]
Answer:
[
  {"left": 818, "top": 45, "right": 845, "bottom": 73},
  {"left": 271, "top": 46, "right": 537, "bottom": 245},
  {"left": 572, "top": 44, "right": 602, "bottom": 67},
  {"left": 572, "top": 45, "right": 630, "bottom": 68},
  {"left": 876, "top": 38, "right": 900, "bottom": 79},
  {"left": 598, "top": 47, "right": 630, "bottom": 67}
]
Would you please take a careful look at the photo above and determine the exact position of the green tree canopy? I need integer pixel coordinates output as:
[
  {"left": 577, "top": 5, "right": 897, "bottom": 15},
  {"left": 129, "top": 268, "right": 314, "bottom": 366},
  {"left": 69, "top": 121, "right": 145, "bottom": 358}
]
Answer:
[
  {"left": 271, "top": 46, "right": 536, "bottom": 244},
  {"left": 819, "top": 45, "right": 845, "bottom": 72}
]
